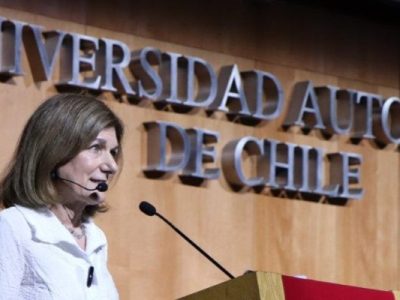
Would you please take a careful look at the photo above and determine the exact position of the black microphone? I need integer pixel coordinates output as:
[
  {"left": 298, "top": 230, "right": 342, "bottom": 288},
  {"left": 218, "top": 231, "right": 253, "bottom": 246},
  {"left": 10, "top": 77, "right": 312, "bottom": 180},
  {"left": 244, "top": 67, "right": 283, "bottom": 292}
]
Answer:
[
  {"left": 87, "top": 266, "right": 94, "bottom": 287},
  {"left": 139, "top": 201, "right": 235, "bottom": 279},
  {"left": 52, "top": 172, "right": 108, "bottom": 192}
]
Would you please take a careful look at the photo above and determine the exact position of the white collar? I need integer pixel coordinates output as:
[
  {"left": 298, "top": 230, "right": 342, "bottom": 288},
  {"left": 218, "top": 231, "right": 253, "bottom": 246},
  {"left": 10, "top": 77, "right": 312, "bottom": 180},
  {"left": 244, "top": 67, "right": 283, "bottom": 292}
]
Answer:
[{"left": 15, "top": 205, "right": 106, "bottom": 255}]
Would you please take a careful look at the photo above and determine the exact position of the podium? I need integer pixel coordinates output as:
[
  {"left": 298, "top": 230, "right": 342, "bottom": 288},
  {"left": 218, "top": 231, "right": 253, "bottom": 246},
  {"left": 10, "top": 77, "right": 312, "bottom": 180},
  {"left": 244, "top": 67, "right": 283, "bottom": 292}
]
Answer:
[{"left": 178, "top": 272, "right": 400, "bottom": 300}]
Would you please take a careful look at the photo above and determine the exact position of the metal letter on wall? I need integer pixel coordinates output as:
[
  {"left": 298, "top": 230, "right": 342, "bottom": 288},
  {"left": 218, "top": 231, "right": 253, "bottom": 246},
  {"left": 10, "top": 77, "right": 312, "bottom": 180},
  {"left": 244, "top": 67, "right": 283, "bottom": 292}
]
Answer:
[
  {"left": 327, "top": 152, "right": 363, "bottom": 200},
  {"left": 352, "top": 91, "right": 383, "bottom": 141},
  {"left": 183, "top": 56, "right": 217, "bottom": 108},
  {"left": 180, "top": 128, "right": 220, "bottom": 185},
  {"left": 283, "top": 81, "right": 325, "bottom": 131},
  {"left": 97, "top": 38, "right": 135, "bottom": 96},
  {"left": 130, "top": 47, "right": 163, "bottom": 102},
  {"left": 22, "top": 25, "right": 66, "bottom": 81},
  {"left": 306, "top": 147, "right": 339, "bottom": 198},
  {"left": 210, "top": 64, "right": 251, "bottom": 120},
  {"left": 164, "top": 54, "right": 218, "bottom": 112},
  {"left": 265, "top": 140, "right": 296, "bottom": 191},
  {"left": 315, "top": 86, "right": 355, "bottom": 137},
  {"left": 159, "top": 51, "right": 184, "bottom": 106},
  {"left": 0, "top": 18, "right": 25, "bottom": 78},
  {"left": 143, "top": 121, "right": 190, "bottom": 178},
  {"left": 241, "top": 70, "right": 284, "bottom": 124},
  {"left": 375, "top": 97, "right": 400, "bottom": 146},
  {"left": 221, "top": 136, "right": 265, "bottom": 190},
  {"left": 56, "top": 33, "right": 101, "bottom": 91}
]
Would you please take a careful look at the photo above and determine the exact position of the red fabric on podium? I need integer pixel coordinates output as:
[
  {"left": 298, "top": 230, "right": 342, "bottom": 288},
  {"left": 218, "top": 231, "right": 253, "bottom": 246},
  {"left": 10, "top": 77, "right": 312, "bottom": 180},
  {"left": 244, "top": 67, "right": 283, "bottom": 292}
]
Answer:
[{"left": 282, "top": 275, "right": 395, "bottom": 300}]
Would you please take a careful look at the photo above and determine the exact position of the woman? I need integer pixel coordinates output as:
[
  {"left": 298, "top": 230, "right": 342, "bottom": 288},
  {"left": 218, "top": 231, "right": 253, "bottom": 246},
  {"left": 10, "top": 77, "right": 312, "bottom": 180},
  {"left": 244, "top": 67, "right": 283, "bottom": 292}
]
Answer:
[{"left": 0, "top": 93, "right": 123, "bottom": 300}]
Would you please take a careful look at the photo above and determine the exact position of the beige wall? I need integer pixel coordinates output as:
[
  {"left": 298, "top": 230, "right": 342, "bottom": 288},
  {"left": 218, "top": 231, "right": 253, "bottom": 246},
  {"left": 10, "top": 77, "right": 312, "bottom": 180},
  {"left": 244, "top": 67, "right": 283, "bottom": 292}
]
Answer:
[{"left": 0, "top": 1, "right": 399, "bottom": 299}]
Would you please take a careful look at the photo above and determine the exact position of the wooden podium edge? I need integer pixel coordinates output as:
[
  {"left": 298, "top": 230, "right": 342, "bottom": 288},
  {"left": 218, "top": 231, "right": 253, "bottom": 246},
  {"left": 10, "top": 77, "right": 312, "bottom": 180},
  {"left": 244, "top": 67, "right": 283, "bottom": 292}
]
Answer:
[
  {"left": 256, "top": 272, "right": 285, "bottom": 300},
  {"left": 177, "top": 271, "right": 285, "bottom": 300},
  {"left": 393, "top": 290, "right": 400, "bottom": 300}
]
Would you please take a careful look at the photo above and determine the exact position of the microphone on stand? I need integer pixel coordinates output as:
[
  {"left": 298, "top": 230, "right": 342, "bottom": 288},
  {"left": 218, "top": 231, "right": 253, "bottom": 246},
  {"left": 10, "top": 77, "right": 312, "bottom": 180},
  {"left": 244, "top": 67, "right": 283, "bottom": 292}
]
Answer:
[
  {"left": 139, "top": 201, "right": 235, "bottom": 279},
  {"left": 51, "top": 172, "right": 108, "bottom": 192}
]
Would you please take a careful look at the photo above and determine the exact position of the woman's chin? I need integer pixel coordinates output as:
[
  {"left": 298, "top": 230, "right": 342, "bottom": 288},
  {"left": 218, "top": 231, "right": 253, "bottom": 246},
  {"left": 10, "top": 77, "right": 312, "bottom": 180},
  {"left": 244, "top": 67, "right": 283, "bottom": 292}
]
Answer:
[{"left": 87, "top": 192, "right": 105, "bottom": 204}]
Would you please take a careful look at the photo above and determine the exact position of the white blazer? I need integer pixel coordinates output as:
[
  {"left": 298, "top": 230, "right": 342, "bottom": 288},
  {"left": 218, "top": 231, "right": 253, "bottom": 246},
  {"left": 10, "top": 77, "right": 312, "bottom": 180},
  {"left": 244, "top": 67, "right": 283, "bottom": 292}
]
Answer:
[{"left": 0, "top": 205, "right": 119, "bottom": 300}]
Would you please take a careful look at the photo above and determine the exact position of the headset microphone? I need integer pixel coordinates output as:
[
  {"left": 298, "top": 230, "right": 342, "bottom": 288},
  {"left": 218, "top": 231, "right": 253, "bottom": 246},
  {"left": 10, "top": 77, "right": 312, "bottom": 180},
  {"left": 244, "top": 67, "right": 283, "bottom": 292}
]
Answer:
[
  {"left": 52, "top": 172, "right": 108, "bottom": 192},
  {"left": 94, "top": 182, "right": 108, "bottom": 192}
]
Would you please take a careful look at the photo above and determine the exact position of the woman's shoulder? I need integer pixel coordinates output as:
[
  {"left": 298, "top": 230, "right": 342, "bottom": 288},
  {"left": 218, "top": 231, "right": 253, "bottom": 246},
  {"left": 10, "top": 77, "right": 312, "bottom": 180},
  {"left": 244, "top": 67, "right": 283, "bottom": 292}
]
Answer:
[
  {"left": 0, "top": 205, "right": 25, "bottom": 222},
  {"left": 0, "top": 205, "right": 31, "bottom": 236}
]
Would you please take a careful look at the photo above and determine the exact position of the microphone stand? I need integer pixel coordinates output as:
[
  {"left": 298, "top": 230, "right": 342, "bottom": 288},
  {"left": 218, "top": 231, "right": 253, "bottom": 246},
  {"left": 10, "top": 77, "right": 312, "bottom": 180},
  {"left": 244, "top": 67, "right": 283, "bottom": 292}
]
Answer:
[{"left": 155, "top": 211, "right": 235, "bottom": 279}]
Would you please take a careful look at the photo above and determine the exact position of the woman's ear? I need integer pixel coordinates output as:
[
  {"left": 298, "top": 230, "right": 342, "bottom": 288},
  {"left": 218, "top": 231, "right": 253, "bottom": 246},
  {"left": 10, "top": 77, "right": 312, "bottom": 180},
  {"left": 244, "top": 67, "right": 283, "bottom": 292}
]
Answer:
[{"left": 50, "top": 170, "right": 58, "bottom": 180}]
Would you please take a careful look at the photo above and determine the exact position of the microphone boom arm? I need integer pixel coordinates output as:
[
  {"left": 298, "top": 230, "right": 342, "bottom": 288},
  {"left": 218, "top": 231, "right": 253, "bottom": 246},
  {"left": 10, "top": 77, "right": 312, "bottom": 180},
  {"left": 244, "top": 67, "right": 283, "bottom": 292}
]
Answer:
[{"left": 155, "top": 212, "right": 235, "bottom": 279}]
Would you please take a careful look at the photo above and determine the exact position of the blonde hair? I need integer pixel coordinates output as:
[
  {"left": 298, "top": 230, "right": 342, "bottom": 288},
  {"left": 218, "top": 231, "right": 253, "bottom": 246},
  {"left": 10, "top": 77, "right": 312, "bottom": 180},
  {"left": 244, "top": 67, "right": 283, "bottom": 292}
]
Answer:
[{"left": 0, "top": 93, "right": 124, "bottom": 218}]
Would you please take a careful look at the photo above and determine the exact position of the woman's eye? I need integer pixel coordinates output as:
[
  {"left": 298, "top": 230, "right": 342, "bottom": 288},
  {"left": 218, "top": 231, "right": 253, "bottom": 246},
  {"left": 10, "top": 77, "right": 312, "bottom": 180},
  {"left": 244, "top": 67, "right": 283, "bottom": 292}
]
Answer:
[
  {"left": 110, "top": 149, "right": 119, "bottom": 158},
  {"left": 89, "top": 144, "right": 102, "bottom": 152}
]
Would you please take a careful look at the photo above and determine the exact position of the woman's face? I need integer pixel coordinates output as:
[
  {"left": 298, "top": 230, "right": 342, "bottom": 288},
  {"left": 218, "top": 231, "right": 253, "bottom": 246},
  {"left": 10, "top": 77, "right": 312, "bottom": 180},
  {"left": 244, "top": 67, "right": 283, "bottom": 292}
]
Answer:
[{"left": 56, "top": 127, "right": 120, "bottom": 206}]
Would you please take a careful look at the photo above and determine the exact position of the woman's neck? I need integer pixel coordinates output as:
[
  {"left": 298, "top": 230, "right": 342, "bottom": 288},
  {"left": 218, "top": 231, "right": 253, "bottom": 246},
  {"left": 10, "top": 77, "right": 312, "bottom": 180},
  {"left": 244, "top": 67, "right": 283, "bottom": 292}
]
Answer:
[
  {"left": 50, "top": 202, "right": 85, "bottom": 227},
  {"left": 50, "top": 203, "right": 88, "bottom": 250}
]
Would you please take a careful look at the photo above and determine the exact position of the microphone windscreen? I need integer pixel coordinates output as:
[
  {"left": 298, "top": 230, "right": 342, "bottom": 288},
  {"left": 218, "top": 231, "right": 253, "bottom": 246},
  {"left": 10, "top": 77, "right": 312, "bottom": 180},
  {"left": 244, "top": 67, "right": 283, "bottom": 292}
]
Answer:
[
  {"left": 139, "top": 201, "right": 157, "bottom": 216},
  {"left": 96, "top": 182, "right": 108, "bottom": 192}
]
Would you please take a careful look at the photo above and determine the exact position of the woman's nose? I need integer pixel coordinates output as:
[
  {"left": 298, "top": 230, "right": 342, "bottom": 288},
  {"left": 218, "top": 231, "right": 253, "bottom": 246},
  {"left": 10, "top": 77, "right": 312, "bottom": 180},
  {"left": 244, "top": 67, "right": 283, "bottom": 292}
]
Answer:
[{"left": 101, "top": 152, "right": 119, "bottom": 175}]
